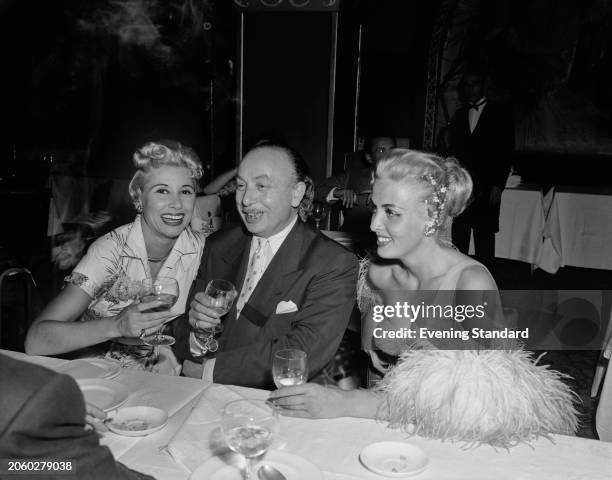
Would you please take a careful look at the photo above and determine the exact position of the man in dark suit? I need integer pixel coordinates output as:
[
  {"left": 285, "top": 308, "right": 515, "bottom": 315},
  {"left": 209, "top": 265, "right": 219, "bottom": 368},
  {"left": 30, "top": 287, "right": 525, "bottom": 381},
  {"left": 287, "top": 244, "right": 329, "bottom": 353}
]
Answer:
[
  {"left": 173, "top": 143, "right": 358, "bottom": 388},
  {"left": 449, "top": 71, "right": 514, "bottom": 268},
  {"left": 0, "top": 354, "right": 153, "bottom": 480}
]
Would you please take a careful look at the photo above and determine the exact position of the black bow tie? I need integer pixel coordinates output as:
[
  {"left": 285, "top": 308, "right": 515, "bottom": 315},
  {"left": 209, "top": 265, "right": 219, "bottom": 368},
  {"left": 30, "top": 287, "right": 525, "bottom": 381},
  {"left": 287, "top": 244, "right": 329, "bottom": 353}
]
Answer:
[{"left": 469, "top": 100, "right": 486, "bottom": 110}]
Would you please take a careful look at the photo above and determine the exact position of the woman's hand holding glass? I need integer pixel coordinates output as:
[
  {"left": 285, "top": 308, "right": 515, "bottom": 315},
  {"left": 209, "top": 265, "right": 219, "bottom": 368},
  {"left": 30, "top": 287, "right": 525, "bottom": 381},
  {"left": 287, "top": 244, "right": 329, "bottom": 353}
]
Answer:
[
  {"left": 190, "top": 279, "right": 237, "bottom": 357},
  {"left": 114, "top": 298, "right": 171, "bottom": 339}
]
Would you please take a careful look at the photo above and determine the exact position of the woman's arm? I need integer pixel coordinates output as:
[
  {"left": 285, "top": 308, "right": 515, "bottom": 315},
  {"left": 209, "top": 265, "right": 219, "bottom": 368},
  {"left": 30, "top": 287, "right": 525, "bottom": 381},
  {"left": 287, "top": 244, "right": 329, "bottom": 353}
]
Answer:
[
  {"left": 268, "top": 384, "right": 383, "bottom": 419},
  {"left": 202, "top": 167, "right": 238, "bottom": 195},
  {"left": 25, "top": 286, "right": 171, "bottom": 356},
  {"left": 25, "top": 286, "right": 117, "bottom": 355}
]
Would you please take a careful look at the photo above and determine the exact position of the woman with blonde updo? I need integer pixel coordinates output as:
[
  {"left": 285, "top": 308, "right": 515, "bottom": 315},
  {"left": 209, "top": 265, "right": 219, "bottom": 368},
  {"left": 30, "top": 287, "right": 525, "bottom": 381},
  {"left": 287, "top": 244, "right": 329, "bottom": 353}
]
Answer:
[
  {"left": 26, "top": 140, "right": 205, "bottom": 374},
  {"left": 269, "top": 149, "right": 577, "bottom": 448}
]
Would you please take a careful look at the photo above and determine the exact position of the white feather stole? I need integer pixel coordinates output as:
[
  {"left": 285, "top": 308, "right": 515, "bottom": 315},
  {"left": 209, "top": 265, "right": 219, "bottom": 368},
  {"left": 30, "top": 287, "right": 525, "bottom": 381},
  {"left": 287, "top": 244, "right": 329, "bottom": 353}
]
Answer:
[{"left": 375, "top": 348, "right": 579, "bottom": 448}]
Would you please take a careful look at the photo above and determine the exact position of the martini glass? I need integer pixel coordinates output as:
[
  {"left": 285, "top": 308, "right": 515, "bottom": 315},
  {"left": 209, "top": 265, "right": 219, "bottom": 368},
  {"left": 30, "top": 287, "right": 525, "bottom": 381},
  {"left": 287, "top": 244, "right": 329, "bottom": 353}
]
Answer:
[{"left": 140, "top": 277, "right": 178, "bottom": 362}]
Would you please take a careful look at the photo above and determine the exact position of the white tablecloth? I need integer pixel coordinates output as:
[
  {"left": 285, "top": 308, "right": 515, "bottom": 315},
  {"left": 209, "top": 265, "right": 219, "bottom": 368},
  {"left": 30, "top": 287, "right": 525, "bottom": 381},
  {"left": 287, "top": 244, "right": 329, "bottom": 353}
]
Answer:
[
  {"left": 168, "top": 382, "right": 612, "bottom": 480},
  {"left": 537, "top": 187, "right": 612, "bottom": 273},
  {"left": 495, "top": 185, "right": 546, "bottom": 264},
  {"left": 3, "top": 351, "right": 611, "bottom": 479}
]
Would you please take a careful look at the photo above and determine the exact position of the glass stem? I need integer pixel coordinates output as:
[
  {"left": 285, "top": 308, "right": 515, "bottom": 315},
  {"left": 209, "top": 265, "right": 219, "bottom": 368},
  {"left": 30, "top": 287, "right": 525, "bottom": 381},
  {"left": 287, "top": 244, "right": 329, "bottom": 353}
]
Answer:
[{"left": 244, "top": 456, "right": 253, "bottom": 480}]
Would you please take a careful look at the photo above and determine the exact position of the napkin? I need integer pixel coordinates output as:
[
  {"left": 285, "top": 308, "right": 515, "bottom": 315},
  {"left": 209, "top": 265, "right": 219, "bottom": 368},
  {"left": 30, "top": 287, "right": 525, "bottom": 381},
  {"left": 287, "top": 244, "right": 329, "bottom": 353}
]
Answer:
[{"left": 167, "top": 384, "right": 269, "bottom": 472}]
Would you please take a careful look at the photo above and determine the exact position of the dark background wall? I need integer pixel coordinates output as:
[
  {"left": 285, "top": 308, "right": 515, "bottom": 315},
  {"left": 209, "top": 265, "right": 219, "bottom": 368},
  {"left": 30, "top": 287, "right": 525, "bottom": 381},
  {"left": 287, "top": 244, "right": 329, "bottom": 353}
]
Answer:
[{"left": 241, "top": 12, "right": 333, "bottom": 180}]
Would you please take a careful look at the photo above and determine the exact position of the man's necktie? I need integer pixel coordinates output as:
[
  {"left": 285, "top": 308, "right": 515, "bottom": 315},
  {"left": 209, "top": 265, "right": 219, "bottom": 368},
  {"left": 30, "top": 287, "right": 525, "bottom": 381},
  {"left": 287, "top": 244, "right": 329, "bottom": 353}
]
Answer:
[{"left": 236, "top": 237, "right": 271, "bottom": 318}]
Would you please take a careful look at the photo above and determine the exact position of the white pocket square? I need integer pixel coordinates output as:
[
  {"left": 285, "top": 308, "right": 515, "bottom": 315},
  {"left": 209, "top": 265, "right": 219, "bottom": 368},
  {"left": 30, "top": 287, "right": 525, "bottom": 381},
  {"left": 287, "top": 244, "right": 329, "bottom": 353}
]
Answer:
[{"left": 275, "top": 300, "right": 298, "bottom": 314}]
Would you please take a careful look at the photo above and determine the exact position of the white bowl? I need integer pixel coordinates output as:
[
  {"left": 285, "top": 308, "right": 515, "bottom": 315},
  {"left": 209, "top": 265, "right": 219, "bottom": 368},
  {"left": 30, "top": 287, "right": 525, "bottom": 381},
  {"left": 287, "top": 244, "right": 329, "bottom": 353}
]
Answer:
[
  {"left": 360, "top": 441, "right": 428, "bottom": 477},
  {"left": 106, "top": 406, "right": 168, "bottom": 437}
]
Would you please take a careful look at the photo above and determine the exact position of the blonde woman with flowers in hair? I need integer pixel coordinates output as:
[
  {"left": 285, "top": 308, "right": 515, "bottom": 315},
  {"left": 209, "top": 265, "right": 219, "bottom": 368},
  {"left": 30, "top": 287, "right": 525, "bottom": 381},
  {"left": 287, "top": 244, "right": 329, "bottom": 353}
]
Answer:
[
  {"left": 26, "top": 140, "right": 204, "bottom": 374},
  {"left": 269, "top": 149, "right": 578, "bottom": 448}
]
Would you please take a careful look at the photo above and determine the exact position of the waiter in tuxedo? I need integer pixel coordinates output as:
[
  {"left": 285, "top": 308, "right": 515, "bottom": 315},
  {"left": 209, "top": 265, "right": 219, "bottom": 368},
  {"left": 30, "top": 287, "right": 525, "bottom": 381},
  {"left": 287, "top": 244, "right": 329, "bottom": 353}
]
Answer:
[
  {"left": 173, "top": 143, "right": 358, "bottom": 388},
  {"left": 449, "top": 71, "right": 514, "bottom": 268}
]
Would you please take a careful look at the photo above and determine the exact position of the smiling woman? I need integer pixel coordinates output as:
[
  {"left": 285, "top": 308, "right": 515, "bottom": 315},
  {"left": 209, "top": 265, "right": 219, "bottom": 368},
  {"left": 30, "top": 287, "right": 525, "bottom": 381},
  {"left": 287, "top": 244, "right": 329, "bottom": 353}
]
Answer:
[{"left": 24, "top": 141, "right": 205, "bottom": 375}]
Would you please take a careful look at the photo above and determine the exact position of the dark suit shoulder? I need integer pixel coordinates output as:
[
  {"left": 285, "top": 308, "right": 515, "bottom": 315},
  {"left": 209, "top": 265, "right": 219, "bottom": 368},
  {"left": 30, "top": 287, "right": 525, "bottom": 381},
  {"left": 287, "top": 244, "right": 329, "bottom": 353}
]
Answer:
[
  {"left": 298, "top": 224, "right": 357, "bottom": 268},
  {"left": 0, "top": 355, "right": 60, "bottom": 428},
  {"left": 204, "top": 223, "right": 247, "bottom": 250}
]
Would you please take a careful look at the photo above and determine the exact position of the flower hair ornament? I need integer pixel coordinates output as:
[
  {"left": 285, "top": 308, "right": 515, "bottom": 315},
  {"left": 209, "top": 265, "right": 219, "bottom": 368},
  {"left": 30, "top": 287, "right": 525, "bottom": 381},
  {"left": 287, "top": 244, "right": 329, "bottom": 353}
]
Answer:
[{"left": 423, "top": 174, "right": 448, "bottom": 236}]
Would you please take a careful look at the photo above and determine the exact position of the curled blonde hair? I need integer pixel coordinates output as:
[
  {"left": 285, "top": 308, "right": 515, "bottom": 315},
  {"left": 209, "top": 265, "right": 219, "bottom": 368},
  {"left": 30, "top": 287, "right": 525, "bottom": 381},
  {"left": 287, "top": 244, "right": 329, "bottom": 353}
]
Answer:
[
  {"left": 375, "top": 149, "right": 473, "bottom": 236},
  {"left": 128, "top": 140, "right": 203, "bottom": 206}
]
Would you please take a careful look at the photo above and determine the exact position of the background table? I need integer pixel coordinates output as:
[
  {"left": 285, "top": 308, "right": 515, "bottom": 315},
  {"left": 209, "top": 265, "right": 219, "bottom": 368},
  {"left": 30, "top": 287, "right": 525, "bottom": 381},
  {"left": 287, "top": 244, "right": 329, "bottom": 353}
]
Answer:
[
  {"left": 467, "top": 185, "right": 545, "bottom": 265},
  {"left": 537, "top": 186, "right": 612, "bottom": 273},
  {"left": 495, "top": 185, "right": 546, "bottom": 264}
]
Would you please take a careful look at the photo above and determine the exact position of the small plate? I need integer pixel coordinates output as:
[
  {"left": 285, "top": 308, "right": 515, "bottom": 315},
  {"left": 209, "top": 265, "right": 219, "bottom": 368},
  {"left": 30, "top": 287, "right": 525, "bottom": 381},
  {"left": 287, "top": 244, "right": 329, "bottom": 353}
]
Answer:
[
  {"left": 360, "top": 441, "right": 428, "bottom": 478},
  {"left": 56, "top": 359, "right": 120, "bottom": 380},
  {"left": 106, "top": 406, "right": 168, "bottom": 437},
  {"left": 77, "top": 379, "right": 129, "bottom": 412},
  {"left": 190, "top": 450, "right": 323, "bottom": 480}
]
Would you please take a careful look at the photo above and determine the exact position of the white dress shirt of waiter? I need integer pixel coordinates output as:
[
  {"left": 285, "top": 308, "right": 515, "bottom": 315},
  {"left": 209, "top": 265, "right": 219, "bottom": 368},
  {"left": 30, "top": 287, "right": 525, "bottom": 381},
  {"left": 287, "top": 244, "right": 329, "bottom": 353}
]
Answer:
[{"left": 183, "top": 143, "right": 358, "bottom": 384}]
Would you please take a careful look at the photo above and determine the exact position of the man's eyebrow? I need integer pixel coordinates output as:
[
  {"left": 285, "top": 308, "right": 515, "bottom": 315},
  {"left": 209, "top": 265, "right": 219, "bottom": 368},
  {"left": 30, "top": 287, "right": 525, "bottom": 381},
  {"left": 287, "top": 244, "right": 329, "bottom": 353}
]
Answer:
[
  {"left": 236, "top": 174, "right": 271, "bottom": 182},
  {"left": 380, "top": 202, "right": 404, "bottom": 210}
]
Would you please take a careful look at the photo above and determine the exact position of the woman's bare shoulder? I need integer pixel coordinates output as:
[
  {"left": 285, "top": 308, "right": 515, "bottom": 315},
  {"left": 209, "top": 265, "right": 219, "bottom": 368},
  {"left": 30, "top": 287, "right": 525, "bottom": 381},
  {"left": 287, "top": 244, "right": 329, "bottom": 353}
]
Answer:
[
  {"left": 368, "top": 258, "right": 412, "bottom": 290},
  {"left": 456, "top": 263, "right": 497, "bottom": 290}
]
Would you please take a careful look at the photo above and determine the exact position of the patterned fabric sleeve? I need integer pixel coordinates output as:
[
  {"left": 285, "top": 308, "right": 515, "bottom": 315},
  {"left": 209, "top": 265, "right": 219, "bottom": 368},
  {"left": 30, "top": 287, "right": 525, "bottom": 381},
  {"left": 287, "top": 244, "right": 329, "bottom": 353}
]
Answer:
[
  {"left": 65, "top": 234, "right": 121, "bottom": 299},
  {"left": 217, "top": 179, "right": 237, "bottom": 197}
]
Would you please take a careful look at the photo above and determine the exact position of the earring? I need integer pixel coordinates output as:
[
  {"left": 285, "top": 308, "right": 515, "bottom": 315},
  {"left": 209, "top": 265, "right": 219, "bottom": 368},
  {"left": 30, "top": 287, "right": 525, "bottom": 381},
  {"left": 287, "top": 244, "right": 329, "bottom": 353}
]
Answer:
[
  {"left": 423, "top": 223, "right": 437, "bottom": 237},
  {"left": 135, "top": 202, "right": 142, "bottom": 213}
]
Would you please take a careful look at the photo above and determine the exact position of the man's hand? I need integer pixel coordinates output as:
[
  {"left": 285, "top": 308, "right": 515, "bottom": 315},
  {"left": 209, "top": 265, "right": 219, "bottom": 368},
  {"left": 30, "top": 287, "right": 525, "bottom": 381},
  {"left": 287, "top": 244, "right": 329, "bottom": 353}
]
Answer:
[
  {"left": 489, "top": 186, "right": 502, "bottom": 205},
  {"left": 334, "top": 188, "right": 358, "bottom": 208},
  {"left": 189, "top": 292, "right": 222, "bottom": 330},
  {"left": 268, "top": 383, "right": 349, "bottom": 419},
  {"left": 85, "top": 403, "right": 108, "bottom": 432}
]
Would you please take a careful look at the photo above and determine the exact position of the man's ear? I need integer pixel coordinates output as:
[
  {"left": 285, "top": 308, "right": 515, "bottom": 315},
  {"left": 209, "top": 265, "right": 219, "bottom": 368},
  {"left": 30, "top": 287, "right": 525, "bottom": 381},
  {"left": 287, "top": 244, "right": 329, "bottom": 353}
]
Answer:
[{"left": 291, "top": 181, "right": 306, "bottom": 208}]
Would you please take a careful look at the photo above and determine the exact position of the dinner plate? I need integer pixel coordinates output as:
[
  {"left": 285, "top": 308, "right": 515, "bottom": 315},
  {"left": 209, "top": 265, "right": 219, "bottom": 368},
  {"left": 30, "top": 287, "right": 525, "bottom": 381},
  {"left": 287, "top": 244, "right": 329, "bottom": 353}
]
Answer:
[
  {"left": 189, "top": 450, "right": 323, "bottom": 480},
  {"left": 360, "top": 441, "right": 428, "bottom": 478},
  {"left": 77, "top": 379, "right": 129, "bottom": 412},
  {"left": 56, "top": 359, "right": 120, "bottom": 380},
  {"left": 106, "top": 406, "right": 168, "bottom": 437}
]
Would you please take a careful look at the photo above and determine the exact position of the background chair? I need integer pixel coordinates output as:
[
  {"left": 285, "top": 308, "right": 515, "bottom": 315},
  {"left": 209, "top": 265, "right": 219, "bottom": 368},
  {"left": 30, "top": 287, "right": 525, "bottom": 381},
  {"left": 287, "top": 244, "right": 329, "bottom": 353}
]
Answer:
[{"left": 0, "top": 267, "right": 40, "bottom": 351}]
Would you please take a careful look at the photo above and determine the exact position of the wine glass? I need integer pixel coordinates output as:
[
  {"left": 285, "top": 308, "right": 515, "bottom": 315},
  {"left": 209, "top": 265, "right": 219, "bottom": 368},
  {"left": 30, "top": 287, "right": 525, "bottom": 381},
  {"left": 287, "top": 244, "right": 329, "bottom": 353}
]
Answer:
[
  {"left": 272, "top": 349, "right": 308, "bottom": 388},
  {"left": 310, "top": 202, "right": 328, "bottom": 230},
  {"left": 139, "top": 276, "right": 179, "bottom": 350},
  {"left": 222, "top": 399, "right": 279, "bottom": 480},
  {"left": 193, "top": 279, "right": 237, "bottom": 357}
]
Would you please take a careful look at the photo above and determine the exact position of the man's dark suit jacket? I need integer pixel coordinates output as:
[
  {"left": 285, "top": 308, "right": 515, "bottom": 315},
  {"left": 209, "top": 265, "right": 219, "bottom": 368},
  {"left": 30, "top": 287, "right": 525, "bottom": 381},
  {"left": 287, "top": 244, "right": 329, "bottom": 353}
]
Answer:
[
  {"left": 0, "top": 354, "right": 153, "bottom": 480},
  {"left": 173, "top": 219, "right": 358, "bottom": 388},
  {"left": 449, "top": 101, "right": 514, "bottom": 231}
]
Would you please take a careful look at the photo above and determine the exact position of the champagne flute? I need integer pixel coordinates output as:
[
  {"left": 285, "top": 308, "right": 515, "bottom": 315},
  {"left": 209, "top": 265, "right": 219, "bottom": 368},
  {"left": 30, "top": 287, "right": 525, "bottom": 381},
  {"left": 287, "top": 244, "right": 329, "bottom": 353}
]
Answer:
[
  {"left": 193, "top": 279, "right": 237, "bottom": 356},
  {"left": 140, "top": 276, "right": 179, "bottom": 350},
  {"left": 222, "top": 399, "right": 279, "bottom": 480},
  {"left": 272, "top": 349, "right": 308, "bottom": 388},
  {"left": 310, "top": 202, "right": 327, "bottom": 230}
]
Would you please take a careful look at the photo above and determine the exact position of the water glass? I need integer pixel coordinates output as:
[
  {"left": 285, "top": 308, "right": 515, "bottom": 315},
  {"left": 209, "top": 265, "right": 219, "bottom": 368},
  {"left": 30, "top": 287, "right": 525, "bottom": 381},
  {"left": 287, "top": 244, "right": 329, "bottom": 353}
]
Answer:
[
  {"left": 272, "top": 349, "right": 308, "bottom": 388},
  {"left": 222, "top": 399, "right": 279, "bottom": 480}
]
